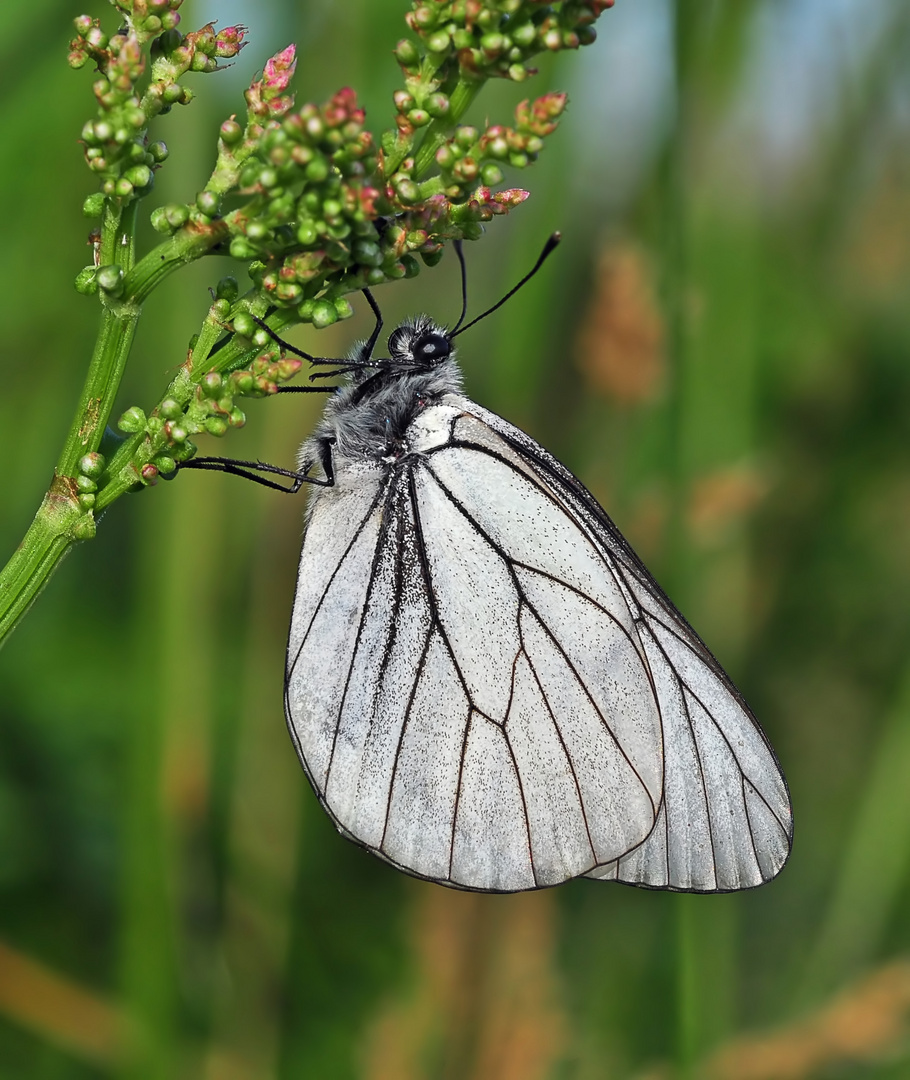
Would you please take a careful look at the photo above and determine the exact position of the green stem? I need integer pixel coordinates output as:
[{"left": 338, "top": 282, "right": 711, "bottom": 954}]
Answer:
[
  {"left": 413, "top": 78, "right": 482, "bottom": 178},
  {"left": 0, "top": 483, "right": 87, "bottom": 642},
  {"left": 57, "top": 200, "right": 139, "bottom": 476},
  {"left": 0, "top": 203, "right": 236, "bottom": 647}
]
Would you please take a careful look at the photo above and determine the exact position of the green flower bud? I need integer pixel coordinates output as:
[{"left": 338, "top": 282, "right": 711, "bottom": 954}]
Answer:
[
  {"left": 230, "top": 237, "right": 256, "bottom": 259},
  {"left": 297, "top": 299, "right": 315, "bottom": 322},
  {"left": 305, "top": 157, "right": 329, "bottom": 183},
  {"left": 393, "top": 90, "right": 415, "bottom": 113},
  {"left": 165, "top": 423, "right": 187, "bottom": 443},
  {"left": 96, "top": 265, "right": 124, "bottom": 294},
  {"left": 420, "top": 248, "right": 444, "bottom": 268},
  {"left": 219, "top": 119, "right": 243, "bottom": 145},
  {"left": 425, "top": 93, "right": 450, "bottom": 119},
  {"left": 78, "top": 494, "right": 96, "bottom": 510},
  {"left": 154, "top": 454, "right": 177, "bottom": 475},
  {"left": 74, "top": 266, "right": 99, "bottom": 295},
  {"left": 413, "top": 5, "right": 437, "bottom": 28},
  {"left": 395, "top": 178, "right": 420, "bottom": 204},
  {"left": 126, "top": 164, "right": 152, "bottom": 189},
  {"left": 452, "top": 29, "right": 473, "bottom": 50},
  {"left": 228, "top": 408, "right": 246, "bottom": 428},
  {"left": 296, "top": 219, "right": 319, "bottom": 245},
  {"left": 480, "top": 33, "right": 506, "bottom": 57},
  {"left": 140, "top": 463, "right": 159, "bottom": 484},
  {"left": 276, "top": 282, "right": 303, "bottom": 304},
  {"left": 76, "top": 474, "right": 97, "bottom": 494},
  {"left": 148, "top": 141, "right": 168, "bottom": 162},
  {"left": 114, "top": 178, "right": 134, "bottom": 199},
  {"left": 201, "top": 371, "right": 223, "bottom": 397},
  {"left": 164, "top": 203, "right": 190, "bottom": 229},
  {"left": 150, "top": 207, "right": 171, "bottom": 233},
  {"left": 512, "top": 23, "right": 536, "bottom": 47},
  {"left": 481, "top": 163, "right": 504, "bottom": 186},
  {"left": 79, "top": 452, "right": 105, "bottom": 478},
  {"left": 334, "top": 297, "right": 354, "bottom": 320},
  {"left": 159, "top": 398, "right": 182, "bottom": 420},
  {"left": 196, "top": 190, "right": 219, "bottom": 215},
  {"left": 436, "top": 144, "right": 457, "bottom": 170},
  {"left": 246, "top": 220, "right": 270, "bottom": 241},
  {"left": 72, "top": 515, "right": 96, "bottom": 541},
  {"left": 408, "top": 108, "right": 431, "bottom": 127},
  {"left": 426, "top": 30, "right": 450, "bottom": 53},
  {"left": 311, "top": 300, "right": 337, "bottom": 329},
  {"left": 578, "top": 26, "right": 597, "bottom": 46},
  {"left": 216, "top": 277, "right": 239, "bottom": 303},
  {"left": 455, "top": 126, "right": 478, "bottom": 148},
  {"left": 82, "top": 193, "right": 105, "bottom": 218},
  {"left": 508, "top": 63, "right": 529, "bottom": 82},
  {"left": 204, "top": 416, "right": 229, "bottom": 436},
  {"left": 232, "top": 312, "right": 256, "bottom": 338},
  {"left": 394, "top": 39, "right": 420, "bottom": 67},
  {"left": 401, "top": 254, "right": 420, "bottom": 278},
  {"left": 354, "top": 239, "right": 382, "bottom": 267},
  {"left": 118, "top": 406, "right": 147, "bottom": 433}
]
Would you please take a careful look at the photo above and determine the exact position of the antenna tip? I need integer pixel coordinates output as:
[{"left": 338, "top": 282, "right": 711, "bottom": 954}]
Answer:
[{"left": 544, "top": 231, "right": 562, "bottom": 255}]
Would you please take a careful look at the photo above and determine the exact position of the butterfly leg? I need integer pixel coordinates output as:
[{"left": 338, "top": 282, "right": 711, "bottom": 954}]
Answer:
[{"left": 175, "top": 436, "right": 336, "bottom": 492}]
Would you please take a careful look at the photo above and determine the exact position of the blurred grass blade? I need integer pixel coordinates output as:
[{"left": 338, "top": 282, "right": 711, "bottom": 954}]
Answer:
[{"left": 797, "top": 664, "right": 910, "bottom": 1005}]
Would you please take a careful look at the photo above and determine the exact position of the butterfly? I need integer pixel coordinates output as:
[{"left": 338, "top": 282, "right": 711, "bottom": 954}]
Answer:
[{"left": 186, "top": 235, "right": 793, "bottom": 893}]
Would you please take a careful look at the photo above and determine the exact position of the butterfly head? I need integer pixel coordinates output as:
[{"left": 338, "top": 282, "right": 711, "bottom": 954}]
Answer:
[{"left": 385, "top": 317, "right": 453, "bottom": 371}]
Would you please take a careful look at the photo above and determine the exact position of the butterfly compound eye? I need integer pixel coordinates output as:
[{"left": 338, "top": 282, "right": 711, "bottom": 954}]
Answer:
[{"left": 413, "top": 332, "right": 451, "bottom": 365}]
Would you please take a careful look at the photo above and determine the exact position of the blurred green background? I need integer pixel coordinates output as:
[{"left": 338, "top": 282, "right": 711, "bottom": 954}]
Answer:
[{"left": 2, "top": 0, "right": 910, "bottom": 1077}]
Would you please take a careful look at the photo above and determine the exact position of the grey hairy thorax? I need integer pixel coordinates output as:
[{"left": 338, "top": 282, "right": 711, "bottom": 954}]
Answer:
[{"left": 301, "top": 316, "right": 465, "bottom": 468}]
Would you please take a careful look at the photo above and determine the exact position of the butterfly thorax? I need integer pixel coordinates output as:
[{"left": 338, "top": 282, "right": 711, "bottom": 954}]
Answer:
[{"left": 300, "top": 317, "right": 464, "bottom": 470}]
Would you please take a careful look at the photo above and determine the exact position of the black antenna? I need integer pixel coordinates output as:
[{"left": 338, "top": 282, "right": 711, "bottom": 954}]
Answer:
[
  {"left": 450, "top": 231, "right": 561, "bottom": 339},
  {"left": 451, "top": 239, "right": 470, "bottom": 334}
]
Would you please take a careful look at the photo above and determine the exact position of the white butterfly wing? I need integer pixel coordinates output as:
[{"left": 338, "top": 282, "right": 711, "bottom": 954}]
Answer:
[
  {"left": 285, "top": 396, "right": 792, "bottom": 893},
  {"left": 463, "top": 400, "right": 793, "bottom": 891}
]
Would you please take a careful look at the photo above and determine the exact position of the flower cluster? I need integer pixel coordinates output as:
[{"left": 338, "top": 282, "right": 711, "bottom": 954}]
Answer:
[
  {"left": 428, "top": 92, "right": 567, "bottom": 200},
  {"left": 68, "top": 2, "right": 620, "bottom": 506},
  {"left": 396, "top": 0, "right": 611, "bottom": 86},
  {"left": 71, "top": 9, "right": 246, "bottom": 207},
  {"left": 116, "top": 303, "right": 304, "bottom": 484},
  {"left": 222, "top": 84, "right": 386, "bottom": 316}
]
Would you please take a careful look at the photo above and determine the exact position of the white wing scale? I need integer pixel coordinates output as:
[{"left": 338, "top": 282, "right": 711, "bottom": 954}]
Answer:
[{"left": 285, "top": 395, "right": 793, "bottom": 892}]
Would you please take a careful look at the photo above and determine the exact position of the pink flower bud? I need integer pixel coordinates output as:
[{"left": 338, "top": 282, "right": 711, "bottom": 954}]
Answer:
[
  {"left": 215, "top": 25, "right": 247, "bottom": 58},
  {"left": 263, "top": 44, "right": 296, "bottom": 93}
]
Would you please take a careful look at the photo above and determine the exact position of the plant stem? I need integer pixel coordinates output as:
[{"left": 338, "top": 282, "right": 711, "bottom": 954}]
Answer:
[
  {"left": 413, "top": 78, "right": 482, "bottom": 177},
  {"left": 0, "top": 484, "right": 86, "bottom": 642}
]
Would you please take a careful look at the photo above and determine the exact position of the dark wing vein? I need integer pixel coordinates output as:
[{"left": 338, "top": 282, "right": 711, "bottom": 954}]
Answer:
[
  {"left": 424, "top": 462, "right": 658, "bottom": 820},
  {"left": 324, "top": 480, "right": 403, "bottom": 790},
  {"left": 519, "top": 622, "right": 598, "bottom": 866}
]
